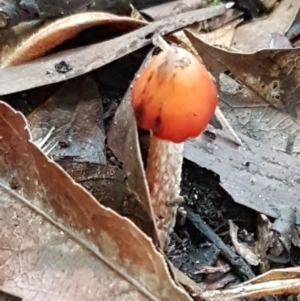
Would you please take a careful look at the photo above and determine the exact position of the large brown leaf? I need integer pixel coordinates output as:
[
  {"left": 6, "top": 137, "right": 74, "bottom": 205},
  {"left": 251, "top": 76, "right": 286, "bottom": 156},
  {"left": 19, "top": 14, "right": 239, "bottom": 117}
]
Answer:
[
  {"left": 184, "top": 125, "right": 300, "bottom": 225},
  {"left": 0, "top": 101, "right": 192, "bottom": 301},
  {"left": 185, "top": 29, "right": 300, "bottom": 156}
]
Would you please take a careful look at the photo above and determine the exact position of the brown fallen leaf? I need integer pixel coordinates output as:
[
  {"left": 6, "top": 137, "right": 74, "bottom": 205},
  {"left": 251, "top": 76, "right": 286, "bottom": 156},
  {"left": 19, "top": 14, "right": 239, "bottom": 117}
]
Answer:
[
  {"left": 185, "top": 29, "right": 300, "bottom": 156},
  {"left": 140, "top": 0, "right": 206, "bottom": 21},
  {"left": 0, "top": 20, "right": 43, "bottom": 60},
  {"left": 0, "top": 0, "right": 135, "bottom": 29},
  {"left": 1, "top": 12, "right": 146, "bottom": 67},
  {"left": 184, "top": 124, "right": 300, "bottom": 225},
  {"left": 0, "top": 3, "right": 231, "bottom": 95},
  {"left": 108, "top": 49, "right": 160, "bottom": 245},
  {"left": 232, "top": 0, "right": 300, "bottom": 52},
  {"left": 194, "top": 18, "right": 242, "bottom": 49},
  {"left": 201, "top": 267, "right": 300, "bottom": 300},
  {"left": 0, "top": 101, "right": 193, "bottom": 301},
  {"left": 56, "top": 158, "right": 158, "bottom": 241},
  {"left": 24, "top": 72, "right": 156, "bottom": 239},
  {"left": 28, "top": 75, "right": 107, "bottom": 164}
]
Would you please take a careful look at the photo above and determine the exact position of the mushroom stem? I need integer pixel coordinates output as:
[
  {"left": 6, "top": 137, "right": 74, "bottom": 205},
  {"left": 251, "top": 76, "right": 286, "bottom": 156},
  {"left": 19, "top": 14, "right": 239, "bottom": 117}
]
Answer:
[
  {"left": 131, "top": 42, "right": 218, "bottom": 249},
  {"left": 146, "top": 135, "right": 183, "bottom": 243}
]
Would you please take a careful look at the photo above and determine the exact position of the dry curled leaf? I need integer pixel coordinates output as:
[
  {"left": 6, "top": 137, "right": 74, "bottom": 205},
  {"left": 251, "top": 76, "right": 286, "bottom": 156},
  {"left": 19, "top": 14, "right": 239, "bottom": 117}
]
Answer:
[
  {"left": 1, "top": 11, "right": 146, "bottom": 67},
  {"left": 0, "top": 101, "right": 193, "bottom": 301},
  {"left": 202, "top": 267, "right": 300, "bottom": 300},
  {"left": 229, "top": 220, "right": 260, "bottom": 266},
  {"left": 108, "top": 50, "right": 160, "bottom": 245},
  {"left": 0, "top": 3, "right": 230, "bottom": 95}
]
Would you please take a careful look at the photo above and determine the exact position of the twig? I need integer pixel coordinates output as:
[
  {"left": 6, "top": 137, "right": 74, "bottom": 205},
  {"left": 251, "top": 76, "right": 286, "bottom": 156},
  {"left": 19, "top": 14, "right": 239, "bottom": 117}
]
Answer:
[
  {"left": 183, "top": 204, "right": 255, "bottom": 281},
  {"left": 215, "top": 106, "right": 242, "bottom": 145}
]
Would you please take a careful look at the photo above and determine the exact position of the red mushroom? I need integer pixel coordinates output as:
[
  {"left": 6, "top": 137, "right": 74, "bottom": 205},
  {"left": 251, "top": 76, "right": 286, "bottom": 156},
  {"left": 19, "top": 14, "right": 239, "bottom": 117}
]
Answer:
[{"left": 131, "top": 46, "right": 218, "bottom": 248}]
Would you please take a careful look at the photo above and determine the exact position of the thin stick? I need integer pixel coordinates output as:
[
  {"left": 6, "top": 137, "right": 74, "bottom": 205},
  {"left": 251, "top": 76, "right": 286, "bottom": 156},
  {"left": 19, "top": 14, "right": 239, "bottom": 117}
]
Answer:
[{"left": 215, "top": 106, "right": 242, "bottom": 145}]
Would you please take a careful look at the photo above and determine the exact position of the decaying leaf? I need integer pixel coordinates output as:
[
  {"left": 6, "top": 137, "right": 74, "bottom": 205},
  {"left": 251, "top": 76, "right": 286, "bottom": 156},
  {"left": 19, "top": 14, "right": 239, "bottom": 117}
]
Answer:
[
  {"left": 0, "top": 0, "right": 136, "bottom": 28},
  {"left": 28, "top": 75, "right": 106, "bottom": 164},
  {"left": 26, "top": 69, "right": 158, "bottom": 246},
  {"left": 56, "top": 158, "right": 157, "bottom": 241},
  {"left": 232, "top": 0, "right": 300, "bottom": 52},
  {"left": 217, "top": 72, "right": 300, "bottom": 154},
  {"left": 185, "top": 29, "right": 300, "bottom": 156},
  {"left": 140, "top": 0, "right": 205, "bottom": 21},
  {"left": 193, "top": 18, "right": 242, "bottom": 49},
  {"left": 185, "top": 29, "right": 300, "bottom": 114},
  {"left": 1, "top": 12, "right": 146, "bottom": 67},
  {"left": 0, "top": 3, "right": 231, "bottom": 95},
  {"left": 202, "top": 267, "right": 300, "bottom": 300},
  {"left": 107, "top": 49, "right": 159, "bottom": 245},
  {"left": 268, "top": 206, "right": 296, "bottom": 264},
  {"left": 0, "top": 101, "right": 193, "bottom": 301},
  {"left": 228, "top": 220, "right": 260, "bottom": 266},
  {"left": 184, "top": 125, "right": 300, "bottom": 224}
]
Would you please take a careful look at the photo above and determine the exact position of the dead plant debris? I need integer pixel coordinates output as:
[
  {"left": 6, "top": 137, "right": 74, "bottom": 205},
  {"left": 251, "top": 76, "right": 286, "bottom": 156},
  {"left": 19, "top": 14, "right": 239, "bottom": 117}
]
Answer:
[{"left": 1, "top": 1, "right": 300, "bottom": 301}]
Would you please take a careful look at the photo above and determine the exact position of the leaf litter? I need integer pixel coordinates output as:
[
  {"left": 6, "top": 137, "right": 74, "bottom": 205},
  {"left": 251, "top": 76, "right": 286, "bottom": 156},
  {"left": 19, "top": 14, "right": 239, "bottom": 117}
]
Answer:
[
  {"left": 1, "top": 1, "right": 300, "bottom": 300},
  {"left": 0, "top": 101, "right": 192, "bottom": 301},
  {"left": 0, "top": 4, "right": 229, "bottom": 95}
]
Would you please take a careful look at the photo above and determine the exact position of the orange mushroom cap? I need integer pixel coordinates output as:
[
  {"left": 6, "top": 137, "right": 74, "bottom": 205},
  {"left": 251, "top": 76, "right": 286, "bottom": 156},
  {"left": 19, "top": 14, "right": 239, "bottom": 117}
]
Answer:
[{"left": 131, "top": 46, "right": 218, "bottom": 143}]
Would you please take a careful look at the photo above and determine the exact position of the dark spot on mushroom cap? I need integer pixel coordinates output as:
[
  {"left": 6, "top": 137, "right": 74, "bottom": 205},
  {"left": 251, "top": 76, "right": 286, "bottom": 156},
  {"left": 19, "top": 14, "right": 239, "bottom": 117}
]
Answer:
[
  {"left": 154, "top": 115, "right": 161, "bottom": 130},
  {"left": 134, "top": 104, "right": 145, "bottom": 125}
]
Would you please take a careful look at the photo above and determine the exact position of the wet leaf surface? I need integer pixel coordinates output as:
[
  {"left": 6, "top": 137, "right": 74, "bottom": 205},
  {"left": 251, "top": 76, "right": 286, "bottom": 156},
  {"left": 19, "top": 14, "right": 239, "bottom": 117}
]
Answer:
[
  {"left": 0, "top": 101, "right": 193, "bottom": 301},
  {"left": 28, "top": 75, "right": 106, "bottom": 164},
  {"left": 184, "top": 126, "right": 300, "bottom": 224},
  {"left": 2, "top": 1, "right": 300, "bottom": 300}
]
